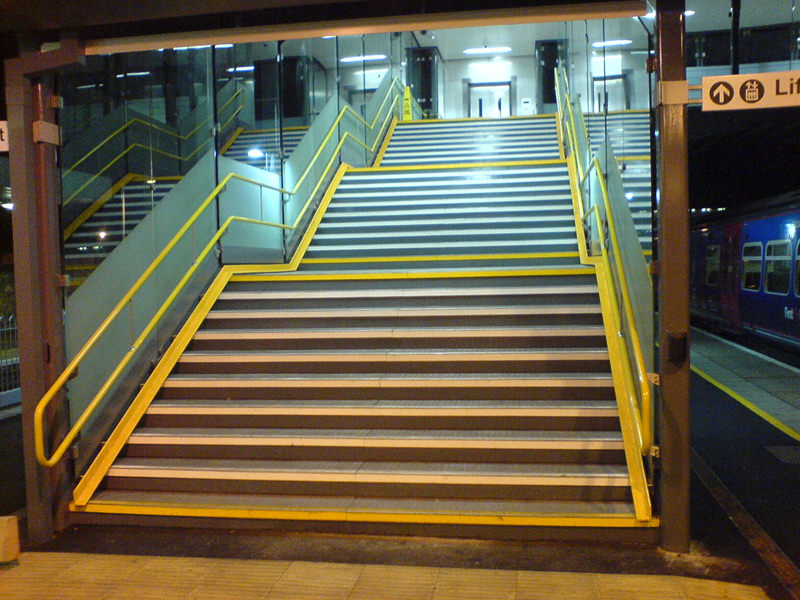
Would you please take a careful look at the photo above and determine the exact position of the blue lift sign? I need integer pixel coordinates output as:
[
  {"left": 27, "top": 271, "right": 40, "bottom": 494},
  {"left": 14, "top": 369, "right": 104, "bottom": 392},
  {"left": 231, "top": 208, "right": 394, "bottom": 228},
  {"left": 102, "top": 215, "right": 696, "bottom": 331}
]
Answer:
[{"left": 703, "top": 70, "right": 800, "bottom": 111}]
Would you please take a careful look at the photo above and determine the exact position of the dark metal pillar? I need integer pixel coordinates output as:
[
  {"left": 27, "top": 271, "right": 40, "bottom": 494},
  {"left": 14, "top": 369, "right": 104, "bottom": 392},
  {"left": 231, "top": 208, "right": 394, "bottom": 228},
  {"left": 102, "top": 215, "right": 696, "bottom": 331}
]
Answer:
[
  {"left": 4, "top": 40, "right": 84, "bottom": 544},
  {"left": 730, "top": 0, "right": 741, "bottom": 75},
  {"left": 655, "top": 0, "right": 691, "bottom": 553}
]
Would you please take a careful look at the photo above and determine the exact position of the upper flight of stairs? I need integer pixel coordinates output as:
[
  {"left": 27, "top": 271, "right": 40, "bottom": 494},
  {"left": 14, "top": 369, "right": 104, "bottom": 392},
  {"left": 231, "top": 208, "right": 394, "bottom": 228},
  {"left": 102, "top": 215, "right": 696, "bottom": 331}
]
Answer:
[
  {"left": 379, "top": 117, "right": 561, "bottom": 166},
  {"left": 65, "top": 179, "right": 179, "bottom": 287},
  {"left": 224, "top": 128, "right": 308, "bottom": 170},
  {"left": 585, "top": 111, "right": 652, "bottom": 252},
  {"left": 76, "top": 115, "right": 646, "bottom": 535}
]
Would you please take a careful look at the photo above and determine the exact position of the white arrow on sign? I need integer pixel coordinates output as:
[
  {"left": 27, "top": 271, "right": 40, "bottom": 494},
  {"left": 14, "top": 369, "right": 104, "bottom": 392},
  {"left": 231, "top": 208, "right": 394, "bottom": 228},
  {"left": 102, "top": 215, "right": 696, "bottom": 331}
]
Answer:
[{"left": 710, "top": 82, "right": 733, "bottom": 105}]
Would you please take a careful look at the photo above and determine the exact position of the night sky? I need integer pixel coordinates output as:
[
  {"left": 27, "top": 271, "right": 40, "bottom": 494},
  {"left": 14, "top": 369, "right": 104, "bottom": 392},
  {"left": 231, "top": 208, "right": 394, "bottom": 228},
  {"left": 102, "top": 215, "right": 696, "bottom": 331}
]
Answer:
[{"left": 688, "top": 105, "right": 800, "bottom": 213}]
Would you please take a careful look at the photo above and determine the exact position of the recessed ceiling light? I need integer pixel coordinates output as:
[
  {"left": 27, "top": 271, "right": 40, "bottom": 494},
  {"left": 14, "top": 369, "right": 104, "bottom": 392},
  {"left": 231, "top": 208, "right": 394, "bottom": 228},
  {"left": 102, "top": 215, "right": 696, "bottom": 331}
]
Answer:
[
  {"left": 115, "top": 71, "right": 150, "bottom": 78},
  {"left": 1, "top": 203, "right": 12, "bottom": 211},
  {"left": 248, "top": 148, "right": 265, "bottom": 159},
  {"left": 340, "top": 54, "right": 387, "bottom": 63},
  {"left": 463, "top": 46, "right": 512, "bottom": 55},
  {"left": 684, "top": 10, "right": 696, "bottom": 16},
  {"left": 591, "top": 39, "right": 633, "bottom": 49},
  {"left": 227, "top": 66, "right": 255, "bottom": 72}
]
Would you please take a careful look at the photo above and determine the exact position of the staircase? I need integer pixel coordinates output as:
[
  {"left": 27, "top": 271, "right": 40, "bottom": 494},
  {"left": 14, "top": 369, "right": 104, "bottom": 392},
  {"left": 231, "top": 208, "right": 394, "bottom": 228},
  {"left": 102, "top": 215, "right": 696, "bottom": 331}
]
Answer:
[
  {"left": 224, "top": 127, "right": 308, "bottom": 170},
  {"left": 65, "top": 178, "right": 179, "bottom": 287},
  {"left": 74, "top": 115, "right": 651, "bottom": 536},
  {"left": 379, "top": 117, "right": 561, "bottom": 166},
  {"left": 585, "top": 111, "right": 652, "bottom": 252}
]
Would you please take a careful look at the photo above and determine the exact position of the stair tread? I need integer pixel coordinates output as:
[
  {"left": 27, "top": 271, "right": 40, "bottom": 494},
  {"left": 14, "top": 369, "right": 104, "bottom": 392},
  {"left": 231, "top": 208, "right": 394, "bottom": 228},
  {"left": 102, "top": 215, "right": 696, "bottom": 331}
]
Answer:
[
  {"left": 179, "top": 349, "right": 609, "bottom": 360},
  {"left": 192, "top": 325, "right": 608, "bottom": 339},
  {"left": 110, "top": 457, "right": 630, "bottom": 479},
  {"left": 89, "top": 489, "right": 636, "bottom": 516},
  {"left": 216, "top": 285, "right": 599, "bottom": 301},
  {"left": 147, "top": 398, "right": 619, "bottom": 414},
  {"left": 129, "top": 427, "right": 623, "bottom": 441},
  {"left": 204, "top": 306, "right": 602, "bottom": 319}
]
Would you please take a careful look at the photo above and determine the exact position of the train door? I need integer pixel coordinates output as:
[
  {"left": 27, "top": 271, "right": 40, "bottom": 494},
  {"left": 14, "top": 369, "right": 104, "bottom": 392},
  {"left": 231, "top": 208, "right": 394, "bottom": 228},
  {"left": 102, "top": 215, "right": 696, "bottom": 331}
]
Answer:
[{"left": 720, "top": 223, "right": 742, "bottom": 329}]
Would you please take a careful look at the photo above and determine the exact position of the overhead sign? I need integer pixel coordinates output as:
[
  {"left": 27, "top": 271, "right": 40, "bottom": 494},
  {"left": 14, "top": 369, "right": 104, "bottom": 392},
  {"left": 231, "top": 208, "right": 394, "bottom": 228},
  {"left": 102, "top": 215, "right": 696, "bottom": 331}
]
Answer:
[
  {"left": 0, "top": 121, "right": 7, "bottom": 152},
  {"left": 702, "top": 70, "right": 800, "bottom": 111}
]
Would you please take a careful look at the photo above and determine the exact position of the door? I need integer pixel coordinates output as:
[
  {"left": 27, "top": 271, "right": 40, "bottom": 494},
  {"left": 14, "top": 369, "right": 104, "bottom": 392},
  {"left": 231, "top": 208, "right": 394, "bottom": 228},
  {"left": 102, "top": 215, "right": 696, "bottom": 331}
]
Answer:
[{"left": 469, "top": 83, "right": 511, "bottom": 118}]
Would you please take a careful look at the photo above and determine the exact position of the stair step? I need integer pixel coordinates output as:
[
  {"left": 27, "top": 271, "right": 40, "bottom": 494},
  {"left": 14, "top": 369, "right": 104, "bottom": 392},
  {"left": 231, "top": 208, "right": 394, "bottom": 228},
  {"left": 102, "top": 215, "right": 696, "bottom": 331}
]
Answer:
[
  {"left": 146, "top": 398, "right": 619, "bottom": 417},
  {"left": 127, "top": 428, "right": 623, "bottom": 450},
  {"left": 216, "top": 284, "right": 598, "bottom": 302},
  {"left": 86, "top": 489, "right": 637, "bottom": 521},
  {"left": 162, "top": 373, "right": 614, "bottom": 390},
  {"left": 107, "top": 458, "right": 630, "bottom": 487}
]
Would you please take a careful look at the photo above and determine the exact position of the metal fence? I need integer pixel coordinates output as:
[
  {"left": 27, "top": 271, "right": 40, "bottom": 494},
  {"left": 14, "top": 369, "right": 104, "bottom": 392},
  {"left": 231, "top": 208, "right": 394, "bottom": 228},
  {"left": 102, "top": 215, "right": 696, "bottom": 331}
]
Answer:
[{"left": 1, "top": 314, "right": 19, "bottom": 396}]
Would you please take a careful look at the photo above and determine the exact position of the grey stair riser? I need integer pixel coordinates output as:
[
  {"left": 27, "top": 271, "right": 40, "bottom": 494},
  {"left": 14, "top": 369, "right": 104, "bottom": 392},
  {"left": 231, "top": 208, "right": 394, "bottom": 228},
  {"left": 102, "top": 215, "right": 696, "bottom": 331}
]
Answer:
[
  {"left": 330, "top": 186, "right": 571, "bottom": 200},
  {"left": 314, "top": 218, "right": 576, "bottom": 235},
  {"left": 303, "top": 241, "right": 580, "bottom": 258},
  {"left": 103, "top": 476, "right": 632, "bottom": 502},
  {"left": 197, "top": 312, "right": 603, "bottom": 330},
  {"left": 295, "top": 257, "right": 584, "bottom": 271},
  {"left": 172, "top": 356, "right": 611, "bottom": 375},
  {"left": 123, "top": 444, "right": 625, "bottom": 465},
  {"left": 186, "top": 331, "right": 609, "bottom": 352},
  {"left": 322, "top": 206, "right": 574, "bottom": 220},
  {"left": 223, "top": 274, "right": 598, "bottom": 293},
  {"left": 140, "top": 411, "right": 621, "bottom": 432},
  {"left": 158, "top": 384, "right": 616, "bottom": 402},
  {"left": 309, "top": 228, "right": 577, "bottom": 245},
  {"left": 212, "top": 289, "right": 601, "bottom": 310}
]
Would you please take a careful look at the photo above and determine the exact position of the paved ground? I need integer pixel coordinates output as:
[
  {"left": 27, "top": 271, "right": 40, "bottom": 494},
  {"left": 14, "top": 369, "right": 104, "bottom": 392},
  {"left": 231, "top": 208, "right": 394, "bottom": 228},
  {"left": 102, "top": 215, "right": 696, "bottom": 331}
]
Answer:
[{"left": 0, "top": 551, "right": 775, "bottom": 600}]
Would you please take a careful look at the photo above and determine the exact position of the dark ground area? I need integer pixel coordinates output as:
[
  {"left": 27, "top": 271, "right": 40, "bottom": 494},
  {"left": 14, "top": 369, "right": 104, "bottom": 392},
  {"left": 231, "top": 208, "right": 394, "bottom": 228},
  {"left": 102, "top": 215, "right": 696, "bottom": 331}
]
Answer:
[{"left": 0, "top": 409, "right": 24, "bottom": 515}]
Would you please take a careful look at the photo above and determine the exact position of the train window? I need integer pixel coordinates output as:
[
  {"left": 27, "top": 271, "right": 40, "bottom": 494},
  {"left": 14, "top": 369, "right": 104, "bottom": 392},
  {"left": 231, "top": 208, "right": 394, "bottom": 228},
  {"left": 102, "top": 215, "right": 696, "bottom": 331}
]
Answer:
[
  {"left": 705, "top": 245, "right": 720, "bottom": 286},
  {"left": 796, "top": 241, "right": 800, "bottom": 297},
  {"left": 741, "top": 242, "right": 763, "bottom": 292},
  {"left": 765, "top": 240, "right": 791, "bottom": 295}
]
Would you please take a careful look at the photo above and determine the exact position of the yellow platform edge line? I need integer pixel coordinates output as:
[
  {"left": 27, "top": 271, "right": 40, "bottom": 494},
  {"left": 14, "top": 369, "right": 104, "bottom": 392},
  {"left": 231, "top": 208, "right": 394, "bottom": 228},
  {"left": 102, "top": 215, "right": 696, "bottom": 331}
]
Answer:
[
  {"left": 72, "top": 501, "right": 660, "bottom": 528},
  {"left": 348, "top": 158, "right": 567, "bottom": 172},
  {"left": 692, "top": 365, "right": 800, "bottom": 442},
  {"left": 300, "top": 252, "right": 580, "bottom": 264},
  {"left": 230, "top": 267, "right": 595, "bottom": 283}
]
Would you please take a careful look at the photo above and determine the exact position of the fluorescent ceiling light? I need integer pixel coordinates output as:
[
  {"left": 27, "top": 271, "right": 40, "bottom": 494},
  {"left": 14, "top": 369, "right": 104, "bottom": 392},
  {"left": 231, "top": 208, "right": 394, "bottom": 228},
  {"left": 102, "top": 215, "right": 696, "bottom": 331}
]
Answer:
[
  {"left": 592, "top": 39, "right": 632, "bottom": 48},
  {"left": 174, "top": 45, "right": 211, "bottom": 51},
  {"left": 684, "top": 10, "right": 695, "bottom": 16},
  {"left": 463, "top": 46, "right": 512, "bottom": 55},
  {"left": 340, "top": 54, "right": 387, "bottom": 63},
  {"left": 247, "top": 148, "right": 265, "bottom": 159},
  {"left": 1, "top": 203, "right": 12, "bottom": 211},
  {"left": 227, "top": 66, "right": 255, "bottom": 72},
  {"left": 215, "top": 44, "right": 234, "bottom": 49},
  {"left": 116, "top": 71, "right": 150, "bottom": 78},
  {"left": 322, "top": 35, "right": 335, "bottom": 39}
]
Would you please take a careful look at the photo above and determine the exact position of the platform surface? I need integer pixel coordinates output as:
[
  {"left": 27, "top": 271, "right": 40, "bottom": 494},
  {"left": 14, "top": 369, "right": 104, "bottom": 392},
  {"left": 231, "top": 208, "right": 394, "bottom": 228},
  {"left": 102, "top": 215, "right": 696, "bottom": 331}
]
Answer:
[{"left": 0, "top": 551, "right": 772, "bottom": 600}]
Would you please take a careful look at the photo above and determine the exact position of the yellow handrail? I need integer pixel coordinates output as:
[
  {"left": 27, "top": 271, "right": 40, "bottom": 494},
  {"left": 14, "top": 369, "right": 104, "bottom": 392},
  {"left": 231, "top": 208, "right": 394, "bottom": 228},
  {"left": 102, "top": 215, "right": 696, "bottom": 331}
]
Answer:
[
  {"left": 556, "top": 66, "right": 652, "bottom": 456},
  {"left": 64, "top": 88, "right": 243, "bottom": 179},
  {"left": 34, "top": 81, "right": 403, "bottom": 469},
  {"left": 591, "top": 156, "right": 652, "bottom": 455}
]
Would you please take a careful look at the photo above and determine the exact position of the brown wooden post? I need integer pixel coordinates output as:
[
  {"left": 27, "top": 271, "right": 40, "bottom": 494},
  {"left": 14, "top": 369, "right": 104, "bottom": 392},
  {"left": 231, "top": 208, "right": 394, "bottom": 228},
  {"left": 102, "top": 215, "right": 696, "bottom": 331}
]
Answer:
[
  {"left": 655, "top": 0, "right": 691, "bottom": 553},
  {"left": 4, "top": 40, "right": 84, "bottom": 544}
]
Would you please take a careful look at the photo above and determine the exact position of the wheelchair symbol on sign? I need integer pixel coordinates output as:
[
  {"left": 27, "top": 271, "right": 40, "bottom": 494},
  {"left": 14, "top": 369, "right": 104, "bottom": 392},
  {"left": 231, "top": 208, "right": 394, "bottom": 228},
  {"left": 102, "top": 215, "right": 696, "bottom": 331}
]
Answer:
[{"left": 740, "top": 79, "right": 765, "bottom": 103}]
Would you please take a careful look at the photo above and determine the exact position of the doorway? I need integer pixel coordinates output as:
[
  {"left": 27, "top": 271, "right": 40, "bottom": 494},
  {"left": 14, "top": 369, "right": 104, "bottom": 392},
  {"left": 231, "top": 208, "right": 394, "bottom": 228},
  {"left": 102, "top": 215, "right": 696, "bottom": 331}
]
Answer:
[{"left": 468, "top": 82, "right": 511, "bottom": 118}]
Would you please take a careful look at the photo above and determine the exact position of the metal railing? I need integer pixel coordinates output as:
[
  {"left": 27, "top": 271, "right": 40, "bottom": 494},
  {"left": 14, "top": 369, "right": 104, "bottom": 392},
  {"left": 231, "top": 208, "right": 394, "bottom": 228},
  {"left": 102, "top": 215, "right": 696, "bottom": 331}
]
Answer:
[
  {"left": 62, "top": 84, "right": 245, "bottom": 211},
  {"left": 556, "top": 65, "right": 654, "bottom": 457},
  {"left": 33, "top": 77, "right": 405, "bottom": 470},
  {"left": 0, "top": 314, "right": 19, "bottom": 395}
]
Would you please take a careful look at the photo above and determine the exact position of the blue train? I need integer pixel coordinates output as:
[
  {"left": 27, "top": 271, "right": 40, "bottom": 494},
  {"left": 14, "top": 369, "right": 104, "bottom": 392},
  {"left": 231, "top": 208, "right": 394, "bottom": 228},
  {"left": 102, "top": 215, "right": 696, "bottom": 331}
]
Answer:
[{"left": 690, "top": 201, "right": 800, "bottom": 351}]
